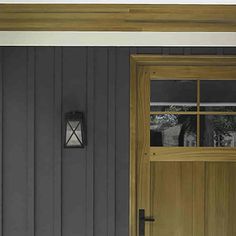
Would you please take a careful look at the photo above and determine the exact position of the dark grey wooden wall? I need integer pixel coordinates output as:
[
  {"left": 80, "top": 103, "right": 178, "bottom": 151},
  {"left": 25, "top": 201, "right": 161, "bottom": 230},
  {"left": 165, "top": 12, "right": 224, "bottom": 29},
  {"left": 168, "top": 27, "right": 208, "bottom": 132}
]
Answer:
[{"left": 0, "top": 47, "right": 236, "bottom": 236}]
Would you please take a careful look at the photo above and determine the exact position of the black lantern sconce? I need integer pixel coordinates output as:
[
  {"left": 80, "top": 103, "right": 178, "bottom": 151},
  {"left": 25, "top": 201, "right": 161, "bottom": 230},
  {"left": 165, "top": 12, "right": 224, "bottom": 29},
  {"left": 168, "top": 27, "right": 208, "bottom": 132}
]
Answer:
[{"left": 64, "top": 111, "right": 86, "bottom": 148}]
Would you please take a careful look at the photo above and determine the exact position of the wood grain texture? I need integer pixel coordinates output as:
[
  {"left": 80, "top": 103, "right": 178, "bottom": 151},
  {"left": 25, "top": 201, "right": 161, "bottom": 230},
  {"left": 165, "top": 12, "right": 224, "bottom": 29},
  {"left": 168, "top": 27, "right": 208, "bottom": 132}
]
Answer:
[
  {"left": 0, "top": 4, "right": 236, "bottom": 31},
  {"left": 193, "top": 162, "right": 205, "bottom": 236},
  {"left": 150, "top": 147, "right": 236, "bottom": 161},
  {"left": 132, "top": 55, "right": 236, "bottom": 66},
  {"left": 205, "top": 163, "right": 236, "bottom": 236},
  {"left": 137, "top": 67, "right": 151, "bottom": 236},
  {"left": 130, "top": 54, "right": 236, "bottom": 236},
  {"left": 150, "top": 162, "right": 236, "bottom": 236},
  {"left": 130, "top": 55, "right": 137, "bottom": 236},
  {"left": 150, "top": 162, "right": 195, "bottom": 236},
  {"left": 131, "top": 55, "right": 236, "bottom": 162}
]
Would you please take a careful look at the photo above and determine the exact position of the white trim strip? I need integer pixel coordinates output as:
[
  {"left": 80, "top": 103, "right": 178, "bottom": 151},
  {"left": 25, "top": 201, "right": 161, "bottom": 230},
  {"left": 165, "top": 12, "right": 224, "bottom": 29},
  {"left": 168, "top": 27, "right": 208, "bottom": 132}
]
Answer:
[{"left": 0, "top": 32, "right": 236, "bottom": 46}]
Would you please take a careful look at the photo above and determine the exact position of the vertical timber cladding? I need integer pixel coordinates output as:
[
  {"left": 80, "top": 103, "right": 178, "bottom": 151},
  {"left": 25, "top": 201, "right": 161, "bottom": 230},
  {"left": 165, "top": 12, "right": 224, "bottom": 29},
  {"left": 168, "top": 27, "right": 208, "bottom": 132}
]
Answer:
[
  {"left": 130, "top": 53, "right": 236, "bottom": 236},
  {"left": 35, "top": 48, "right": 62, "bottom": 236},
  {"left": 0, "top": 47, "right": 63, "bottom": 236},
  {"left": 3, "top": 48, "right": 28, "bottom": 236},
  {"left": 0, "top": 47, "right": 236, "bottom": 236},
  {"left": 0, "top": 47, "right": 3, "bottom": 236}
]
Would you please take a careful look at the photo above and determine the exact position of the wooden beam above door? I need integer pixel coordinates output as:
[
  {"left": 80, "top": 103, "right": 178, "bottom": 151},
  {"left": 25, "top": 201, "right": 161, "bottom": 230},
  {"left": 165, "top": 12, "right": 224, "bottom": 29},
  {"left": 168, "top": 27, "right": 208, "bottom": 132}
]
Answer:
[{"left": 0, "top": 4, "right": 236, "bottom": 31}]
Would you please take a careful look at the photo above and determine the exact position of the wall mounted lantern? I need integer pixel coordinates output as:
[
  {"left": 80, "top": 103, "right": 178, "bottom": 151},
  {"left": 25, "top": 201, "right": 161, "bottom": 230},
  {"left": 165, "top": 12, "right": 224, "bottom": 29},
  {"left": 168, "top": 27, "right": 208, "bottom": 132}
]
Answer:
[{"left": 65, "top": 111, "right": 86, "bottom": 148}]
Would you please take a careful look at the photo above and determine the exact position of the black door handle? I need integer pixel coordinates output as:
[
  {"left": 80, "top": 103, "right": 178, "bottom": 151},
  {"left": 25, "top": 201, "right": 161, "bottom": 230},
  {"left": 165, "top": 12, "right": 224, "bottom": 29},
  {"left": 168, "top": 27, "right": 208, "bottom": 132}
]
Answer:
[{"left": 139, "top": 209, "right": 155, "bottom": 236}]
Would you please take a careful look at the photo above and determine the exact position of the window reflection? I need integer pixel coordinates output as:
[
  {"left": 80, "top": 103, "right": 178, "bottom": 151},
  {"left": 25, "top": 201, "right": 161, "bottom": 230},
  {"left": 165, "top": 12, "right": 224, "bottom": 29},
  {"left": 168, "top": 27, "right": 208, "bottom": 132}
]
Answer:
[
  {"left": 150, "top": 80, "right": 236, "bottom": 148},
  {"left": 151, "top": 80, "right": 197, "bottom": 111},
  {"left": 200, "top": 81, "right": 236, "bottom": 111},
  {"left": 200, "top": 115, "right": 236, "bottom": 147},
  {"left": 150, "top": 115, "right": 197, "bottom": 147}
]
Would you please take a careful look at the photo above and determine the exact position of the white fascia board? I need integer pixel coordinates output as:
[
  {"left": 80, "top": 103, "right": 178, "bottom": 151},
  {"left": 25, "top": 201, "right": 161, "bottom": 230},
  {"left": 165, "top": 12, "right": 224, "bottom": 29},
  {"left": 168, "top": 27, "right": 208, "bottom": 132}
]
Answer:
[{"left": 0, "top": 32, "right": 235, "bottom": 46}]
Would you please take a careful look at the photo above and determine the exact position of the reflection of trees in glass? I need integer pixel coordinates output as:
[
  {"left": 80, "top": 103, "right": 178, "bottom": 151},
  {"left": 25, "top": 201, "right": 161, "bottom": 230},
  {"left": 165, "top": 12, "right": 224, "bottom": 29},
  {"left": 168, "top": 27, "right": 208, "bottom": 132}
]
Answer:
[
  {"left": 168, "top": 106, "right": 196, "bottom": 146},
  {"left": 167, "top": 105, "right": 196, "bottom": 112},
  {"left": 201, "top": 115, "right": 236, "bottom": 147},
  {"left": 151, "top": 114, "right": 236, "bottom": 147},
  {"left": 212, "top": 116, "right": 236, "bottom": 136},
  {"left": 151, "top": 114, "right": 196, "bottom": 146},
  {"left": 178, "top": 115, "right": 196, "bottom": 146},
  {"left": 150, "top": 114, "right": 177, "bottom": 132}
]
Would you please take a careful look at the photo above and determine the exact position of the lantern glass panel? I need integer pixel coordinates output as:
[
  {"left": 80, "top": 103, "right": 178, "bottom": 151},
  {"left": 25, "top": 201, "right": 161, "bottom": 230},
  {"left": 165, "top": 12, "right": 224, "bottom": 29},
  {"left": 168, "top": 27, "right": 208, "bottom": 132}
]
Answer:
[{"left": 66, "top": 120, "right": 82, "bottom": 147}]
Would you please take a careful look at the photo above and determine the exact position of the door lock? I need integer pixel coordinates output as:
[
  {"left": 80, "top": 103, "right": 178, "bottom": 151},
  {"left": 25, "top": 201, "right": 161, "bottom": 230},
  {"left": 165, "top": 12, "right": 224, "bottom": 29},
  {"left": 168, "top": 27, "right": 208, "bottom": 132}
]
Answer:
[{"left": 139, "top": 209, "right": 155, "bottom": 236}]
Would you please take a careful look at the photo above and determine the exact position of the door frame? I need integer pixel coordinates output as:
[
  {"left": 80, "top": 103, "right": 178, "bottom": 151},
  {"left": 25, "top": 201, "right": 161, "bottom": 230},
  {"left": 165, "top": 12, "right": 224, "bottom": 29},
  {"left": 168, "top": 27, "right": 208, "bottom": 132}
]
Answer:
[{"left": 130, "top": 54, "right": 236, "bottom": 236}]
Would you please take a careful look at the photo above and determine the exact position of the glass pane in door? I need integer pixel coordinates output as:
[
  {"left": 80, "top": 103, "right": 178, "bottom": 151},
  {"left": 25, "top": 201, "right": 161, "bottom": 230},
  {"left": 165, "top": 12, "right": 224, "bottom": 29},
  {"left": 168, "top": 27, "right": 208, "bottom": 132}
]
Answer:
[
  {"left": 200, "top": 80, "right": 236, "bottom": 111},
  {"left": 200, "top": 115, "right": 236, "bottom": 147},
  {"left": 150, "top": 80, "right": 197, "bottom": 111},
  {"left": 150, "top": 114, "right": 197, "bottom": 147}
]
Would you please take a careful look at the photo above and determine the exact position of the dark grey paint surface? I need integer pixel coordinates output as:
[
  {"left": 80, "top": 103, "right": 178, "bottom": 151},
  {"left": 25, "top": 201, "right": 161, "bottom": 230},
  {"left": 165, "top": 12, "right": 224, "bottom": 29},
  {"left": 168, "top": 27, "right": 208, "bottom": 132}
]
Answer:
[{"left": 0, "top": 47, "right": 236, "bottom": 236}]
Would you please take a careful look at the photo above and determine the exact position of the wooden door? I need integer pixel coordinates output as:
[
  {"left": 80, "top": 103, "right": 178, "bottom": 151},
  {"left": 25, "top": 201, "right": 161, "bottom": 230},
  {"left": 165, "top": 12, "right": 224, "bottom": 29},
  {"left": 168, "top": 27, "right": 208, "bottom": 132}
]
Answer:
[{"left": 130, "top": 55, "right": 236, "bottom": 236}]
